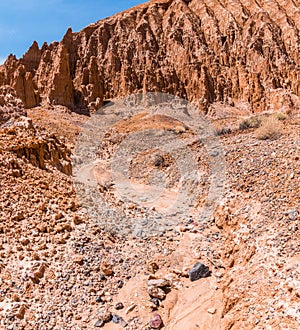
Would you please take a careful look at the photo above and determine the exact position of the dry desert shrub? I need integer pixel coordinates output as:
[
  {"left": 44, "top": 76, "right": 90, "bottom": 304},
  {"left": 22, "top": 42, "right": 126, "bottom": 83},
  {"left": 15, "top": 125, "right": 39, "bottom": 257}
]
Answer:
[
  {"left": 255, "top": 116, "right": 283, "bottom": 140},
  {"left": 239, "top": 116, "right": 262, "bottom": 130},
  {"left": 274, "top": 112, "right": 287, "bottom": 121},
  {"left": 213, "top": 120, "right": 233, "bottom": 135}
]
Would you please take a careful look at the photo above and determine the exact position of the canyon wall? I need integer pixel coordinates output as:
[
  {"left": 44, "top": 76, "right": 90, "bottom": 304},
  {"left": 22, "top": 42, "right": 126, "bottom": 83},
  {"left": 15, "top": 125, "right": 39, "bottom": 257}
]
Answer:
[{"left": 0, "top": 0, "right": 300, "bottom": 112}]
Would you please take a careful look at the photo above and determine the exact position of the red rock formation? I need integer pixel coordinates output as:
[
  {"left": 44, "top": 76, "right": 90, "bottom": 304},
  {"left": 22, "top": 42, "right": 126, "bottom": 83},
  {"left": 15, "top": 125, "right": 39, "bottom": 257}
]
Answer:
[
  {"left": 0, "top": 0, "right": 300, "bottom": 112},
  {"left": 0, "top": 85, "right": 26, "bottom": 125},
  {"left": 1, "top": 120, "right": 72, "bottom": 174}
]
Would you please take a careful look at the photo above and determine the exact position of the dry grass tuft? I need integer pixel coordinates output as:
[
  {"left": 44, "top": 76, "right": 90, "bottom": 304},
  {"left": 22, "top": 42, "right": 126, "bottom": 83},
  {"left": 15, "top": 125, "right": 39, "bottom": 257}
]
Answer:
[
  {"left": 274, "top": 112, "right": 287, "bottom": 121},
  {"left": 239, "top": 116, "right": 262, "bottom": 130},
  {"left": 255, "top": 116, "right": 282, "bottom": 140}
]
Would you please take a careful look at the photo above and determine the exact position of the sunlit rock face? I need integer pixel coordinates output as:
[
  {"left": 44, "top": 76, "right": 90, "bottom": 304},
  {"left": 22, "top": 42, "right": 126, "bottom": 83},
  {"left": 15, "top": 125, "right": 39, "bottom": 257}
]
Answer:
[{"left": 1, "top": 0, "right": 300, "bottom": 112}]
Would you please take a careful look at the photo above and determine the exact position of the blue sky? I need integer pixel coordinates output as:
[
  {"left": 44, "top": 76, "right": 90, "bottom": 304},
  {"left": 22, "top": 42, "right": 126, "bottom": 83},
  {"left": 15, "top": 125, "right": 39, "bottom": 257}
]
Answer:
[{"left": 0, "top": 0, "right": 144, "bottom": 64}]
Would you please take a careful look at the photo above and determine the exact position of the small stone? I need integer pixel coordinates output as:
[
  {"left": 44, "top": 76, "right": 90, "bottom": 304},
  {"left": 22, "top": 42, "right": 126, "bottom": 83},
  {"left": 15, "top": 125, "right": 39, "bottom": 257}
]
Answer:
[
  {"left": 101, "top": 261, "right": 114, "bottom": 276},
  {"left": 13, "top": 212, "right": 24, "bottom": 221},
  {"left": 73, "top": 214, "right": 84, "bottom": 225},
  {"left": 115, "top": 302, "right": 124, "bottom": 310},
  {"left": 37, "top": 223, "right": 47, "bottom": 233},
  {"left": 150, "top": 298, "right": 160, "bottom": 306},
  {"left": 94, "top": 320, "right": 105, "bottom": 328},
  {"left": 73, "top": 255, "right": 84, "bottom": 265},
  {"left": 117, "top": 279, "right": 124, "bottom": 288},
  {"left": 153, "top": 154, "right": 164, "bottom": 167},
  {"left": 12, "top": 294, "right": 20, "bottom": 302},
  {"left": 16, "top": 245, "right": 23, "bottom": 252},
  {"left": 182, "top": 266, "right": 190, "bottom": 277},
  {"left": 54, "top": 212, "right": 63, "bottom": 220},
  {"left": 16, "top": 305, "right": 26, "bottom": 319},
  {"left": 94, "top": 311, "right": 112, "bottom": 327},
  {"left": 55, "top": 224, "right": 63, "bottom": 233},
  {"left": 147, "top": 286, "right": 166, "bottom": 300},
  {"left": 102, "top": 311, "right": 112, "bottom": 322},
  {"left": 32, "top": 252, "right": 40, "bottom": 260},
  {"left": 172, "top": 268, "right": 183, "bottom": 276},
  {"left": 148, "top": 261, "right": 159, "bottom": 274},
  {"left": 188, "top": 262, "right": 211, "bottom": 281},
  {"left": 28, "top": 263, "right": 46, "bottom": 283},
  {"left": 147, "top": 278, "right": 170, "bottom": 288},
  {"left": 287, "top": 209, "right": 298, "bottom": 220},
  {"left": 112, "top": 314, "right": 121, "bottom": 323},
  {"left": 207, "top": 308, "right": 216, "bottom": 314},
  {"left": 148, "top": 301, "right": 159, "bottom": 311},
  {"left": 210, "top": 150, "right": 219, "bottom": 157},
  {"left": 20, "top": 237, "right": 30, "bottom": 246},
  {"left": 82, "top": 314, "right": 90, "bottom": 323},
  {"left": 179, "top": 226, "right": 187, "bottom": 232},
  {"left": 112, "top": 314, "right": 127, "bottom": 326},
  {"left": 149, "top": 313, "right": 163, "bottom": 329}
]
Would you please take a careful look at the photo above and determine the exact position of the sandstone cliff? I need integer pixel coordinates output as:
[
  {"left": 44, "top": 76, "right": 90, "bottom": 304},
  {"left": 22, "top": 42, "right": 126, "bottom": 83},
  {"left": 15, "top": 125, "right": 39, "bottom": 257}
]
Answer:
[
  {"left": 1, "top": 0, "right": 300, "bottom": 112},
  {"left": 0, "top": 86, "right": 26, "bottom": 125}
]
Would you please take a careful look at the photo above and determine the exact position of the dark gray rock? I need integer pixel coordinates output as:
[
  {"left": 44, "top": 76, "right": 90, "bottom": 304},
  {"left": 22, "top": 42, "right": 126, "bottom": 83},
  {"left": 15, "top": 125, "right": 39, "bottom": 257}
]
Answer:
[
  {"left": 94, "top": 320, "right": 105, "bottom": 328},
  {"left": 112, "top": 314, "right": 127, "bottom": 327},
  {"left": 188, "top": 262, "right": 211, "bottom": 281}
]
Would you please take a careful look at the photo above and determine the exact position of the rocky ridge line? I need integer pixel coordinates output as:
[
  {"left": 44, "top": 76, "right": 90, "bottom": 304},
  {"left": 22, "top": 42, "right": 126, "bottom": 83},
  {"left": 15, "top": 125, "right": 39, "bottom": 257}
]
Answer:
[{"left": 0, "top": 0, "right": 300, "bottom": 112}]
